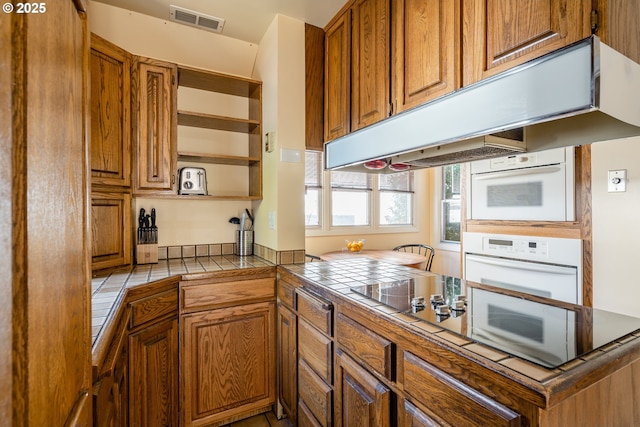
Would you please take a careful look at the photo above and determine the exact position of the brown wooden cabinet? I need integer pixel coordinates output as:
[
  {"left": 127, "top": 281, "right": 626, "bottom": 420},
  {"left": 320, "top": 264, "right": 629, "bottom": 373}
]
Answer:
[
  {"left": 392, "top": 0, "right": 460, "bottom": 113},
  {"left": 90, "top": 33, "right": 133, "bottom": 272},
  {"left": 462, "top": 0, "right": 592, "bottom": 86},
  {"left": 91, "top": 191, "right": 132, "bottom": 272},
  {"left": 398, "top": 398, "right": 449, "bottom": 427},
  {"left": 129, "top": 317, "right": 179, "bottom": 427},
  {"left": 180, "top": 271, "right": 277, "bottom": 426},
  {"left": 324, "top": 0, "right": 390, "bottom": 142},
  {"left": 90, "top": 33, "right": 131, "bottom": 188},
  {"left": 277, "top": 302, "right": 298, "bottom": 422},
  {"left": 3, "top": 3, "right": 92, "bottom": 423},
  {"left": 334, "top": 349, "right": 391, "bottom": 427},
  {"left": 132, "top": 56, "right": 178, "bottom": 195}
]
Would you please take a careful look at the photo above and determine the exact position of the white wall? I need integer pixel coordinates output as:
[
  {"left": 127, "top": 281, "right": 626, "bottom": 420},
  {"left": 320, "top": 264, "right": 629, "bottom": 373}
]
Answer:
[
  {"left": 252, "top": 15, "right": 306, "bottom": 251},
  {"left": 591, "top": 137, "right": 640, "bottom": 317}
]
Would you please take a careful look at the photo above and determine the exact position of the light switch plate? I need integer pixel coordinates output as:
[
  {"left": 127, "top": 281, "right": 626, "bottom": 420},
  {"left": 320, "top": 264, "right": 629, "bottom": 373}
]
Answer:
[{"left": 608, "top": 169, "right": 627, "bottom": 192}]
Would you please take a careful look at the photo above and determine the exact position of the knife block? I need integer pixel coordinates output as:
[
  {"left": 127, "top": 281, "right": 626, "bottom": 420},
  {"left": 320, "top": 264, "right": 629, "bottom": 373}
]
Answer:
[{"left": 136, "top": 244, "right": 158, "bottom": 264}]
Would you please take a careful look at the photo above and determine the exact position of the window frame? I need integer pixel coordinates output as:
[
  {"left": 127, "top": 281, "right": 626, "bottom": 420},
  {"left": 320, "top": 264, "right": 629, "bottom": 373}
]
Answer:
[{"left": 305, "top": 152, "right": 418, "bottom": 236}]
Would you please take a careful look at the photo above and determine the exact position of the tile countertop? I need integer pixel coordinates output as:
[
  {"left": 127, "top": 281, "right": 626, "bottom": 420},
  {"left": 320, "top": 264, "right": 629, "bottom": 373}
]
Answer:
[
  {"left": 282, "top": 258, "right": 640, "bottom": 383},
  {"left": 91, "top": 255, "right": 273, "bottom": 343}
]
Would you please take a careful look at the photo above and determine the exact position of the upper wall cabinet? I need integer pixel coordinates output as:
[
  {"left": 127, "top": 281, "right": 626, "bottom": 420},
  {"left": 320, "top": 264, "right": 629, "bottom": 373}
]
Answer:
[
  {"left": 462, "top": 0, "right": 592, "bottom": 86},
  {"left": 90, "top": 33, "right": 131, "bottom": 188},
  {"left": 324, "top": 0, "right": 390, "bottom": 142},
  {"left": 132, "top": 56, "right": 178, "bottom": 195},
  {"left": 392, "top": 0, "right": 461, "bottom": 114}
]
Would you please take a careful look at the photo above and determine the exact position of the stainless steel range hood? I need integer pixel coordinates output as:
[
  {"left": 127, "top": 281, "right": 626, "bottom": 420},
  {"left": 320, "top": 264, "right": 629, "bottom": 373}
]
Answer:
[{"left": 325, "top": 36, "right": 640, "bottom": 172}]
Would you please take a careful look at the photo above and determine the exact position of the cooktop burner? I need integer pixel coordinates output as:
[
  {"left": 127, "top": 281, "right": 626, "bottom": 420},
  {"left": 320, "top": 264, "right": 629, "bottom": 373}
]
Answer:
[{"left": 350, "top": 275, "right": 640, "bottom": 368}]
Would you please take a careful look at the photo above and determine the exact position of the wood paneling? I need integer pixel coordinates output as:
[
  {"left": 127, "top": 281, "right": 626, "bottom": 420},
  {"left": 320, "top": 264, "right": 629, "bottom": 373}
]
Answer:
[
  {"left": 306, "top": 24, "right": 325, "bottom": 151},
  {"left": 392, "top": 0, "right": 460, "bottom": 113},
  {"left": 324, "top": 10, "right": 351, "bottom": 141},
  {"left": 90, "top": 33, "right": 131, "bottom": 187},
  {"left": 462, "top": 0, "right": 591, "bottom": 85},
  {"left": 350, "top": 0, "right": 390, "bottom": 131},
  {"left": 4, "top": 2, "right": 92, "bottom": 424},
  {"left": 132, "top": 57, "right": 177, "bottom": 195},
  {"left": 181, "top": 301, "right": 276, "bottom": 426},
  {"left": 277, "top": 303, "right": 298, "bottom": 422},
  {"left": 129, "top": 318, "right": 179, "bottom": 427},
  {"left": 335, "top": 349, "right": 391, "bottom": 427}
]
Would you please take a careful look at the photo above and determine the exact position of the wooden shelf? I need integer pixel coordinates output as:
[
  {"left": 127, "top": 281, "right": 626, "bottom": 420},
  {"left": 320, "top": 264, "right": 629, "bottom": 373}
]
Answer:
[
  {"left": 177, "top": 111, "right": 260, "bottom": 133},
  {"left": 178, "top": 151, "right": 260, "bottom": 166},
  {"left": 178, "top": 65, "right": 261, "bottom": 98},
  {"left": 141, "top": 193, "right": 262, "bottom": 201}
]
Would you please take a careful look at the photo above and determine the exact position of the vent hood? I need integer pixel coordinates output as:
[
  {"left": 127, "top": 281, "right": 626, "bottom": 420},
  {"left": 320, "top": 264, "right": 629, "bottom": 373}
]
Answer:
[{"left": 325, "top": 36, "right": 640, "bottom": 172}]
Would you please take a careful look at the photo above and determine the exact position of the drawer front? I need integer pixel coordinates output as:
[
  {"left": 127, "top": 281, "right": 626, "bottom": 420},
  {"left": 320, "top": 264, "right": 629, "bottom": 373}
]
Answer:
[
  {"left": 298, "top": 359, "right": 332, "bottom": 427},
  {"left": 403, "top": 351, "right": 521, "bottom": 427},
  {"left": 129, "top": 288, "right": 178, "bottom": 329},
  {"left": 181, "top": 277, "right": 275, "bottom": 312},
  {"left": 297, "top": 288, "right": 333, "bottom": 336},
  {"left": 298, "top": 318, "right": 333, "bottom": 384},
  {"left": 278, "top": 278, "right": 297, "bottom": 309},
  {"left": 336, "top": 313, "right": 393, "bottom": 380}
]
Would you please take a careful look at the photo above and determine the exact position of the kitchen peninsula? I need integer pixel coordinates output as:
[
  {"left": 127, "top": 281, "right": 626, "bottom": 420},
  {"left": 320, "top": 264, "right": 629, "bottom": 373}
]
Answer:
[{"left": 278, "top": 258, "right": 640, "bottom": 427}]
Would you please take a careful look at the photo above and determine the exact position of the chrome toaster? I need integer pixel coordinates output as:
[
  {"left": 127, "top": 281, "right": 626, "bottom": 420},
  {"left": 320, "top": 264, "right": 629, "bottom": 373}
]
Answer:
[{"left": 178, "top": 167, "right": 207, "bottom": 195}]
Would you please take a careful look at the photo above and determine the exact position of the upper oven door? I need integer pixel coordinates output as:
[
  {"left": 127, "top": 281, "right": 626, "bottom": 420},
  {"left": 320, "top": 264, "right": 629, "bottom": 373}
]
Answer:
[{"left": 470, "top": 163, "right": 572, "bottom": 221}]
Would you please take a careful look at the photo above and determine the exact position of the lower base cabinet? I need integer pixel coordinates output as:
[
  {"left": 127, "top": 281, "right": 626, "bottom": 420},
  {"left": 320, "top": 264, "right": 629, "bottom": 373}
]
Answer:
[
  {"left": 334, "top": 349, "right": 391, "bottom": 427},
  {"left": 129, "top": 317, "right": 179, "bottom": 427},
  {"left": 181, "top": 301, "right": 276, "bottom": 426},
  {"left": 277, "top": 303, "right": 298, "bottom": 422}
]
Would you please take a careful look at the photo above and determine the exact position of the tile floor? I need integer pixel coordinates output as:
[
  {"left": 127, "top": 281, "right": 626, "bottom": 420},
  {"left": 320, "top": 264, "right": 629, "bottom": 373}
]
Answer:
[{"left": 223, "top": 412, "right": 293, "bottom": 427}]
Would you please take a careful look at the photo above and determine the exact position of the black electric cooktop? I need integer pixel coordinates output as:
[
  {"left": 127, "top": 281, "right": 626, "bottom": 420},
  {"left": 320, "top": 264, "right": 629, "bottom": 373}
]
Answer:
[{"left": 350, "top": 274, "right": 640, "bottom": 368}]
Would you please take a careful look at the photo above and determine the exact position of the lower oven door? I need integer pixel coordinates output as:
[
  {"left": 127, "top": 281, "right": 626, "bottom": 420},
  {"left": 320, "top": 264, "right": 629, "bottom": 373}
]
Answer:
[
  {"left": 465, "top": 254, "right": 579, "bottom": 304},
  {"left": 470, "top": 164, "right": 571, "bottom": 221}
]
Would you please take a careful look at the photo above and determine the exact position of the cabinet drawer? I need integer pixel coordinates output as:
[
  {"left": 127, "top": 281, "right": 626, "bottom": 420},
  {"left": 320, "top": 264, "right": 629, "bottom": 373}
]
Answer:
[
  {"left": 297, "top": 288, "right": 333, "bottom": 336},
  {"left": 403, "top": 351, "right": 521, "bottom": 427},
  {"left": 298, "top": 359, "right": 332, "bottom": 427},
  {"left": 336, "top": 313, "right": 393, "bottom": 380},
  {"left": 129, "top": 288, "right": 178, "bottom": 329},
  {"left": 278, "top": 279, "right": 297, "bottom": 309},
  {"left": 298, "top": 318, "right": 333, "bottom": 384},
  {"left": 181, "top": 277, "right": 275, "bottom": 312}
]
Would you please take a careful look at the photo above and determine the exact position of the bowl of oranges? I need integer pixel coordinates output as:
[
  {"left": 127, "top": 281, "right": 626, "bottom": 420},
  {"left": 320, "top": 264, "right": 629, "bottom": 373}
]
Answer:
[{"left": 345, "top": 239, "right": 365, "bottom": 253}]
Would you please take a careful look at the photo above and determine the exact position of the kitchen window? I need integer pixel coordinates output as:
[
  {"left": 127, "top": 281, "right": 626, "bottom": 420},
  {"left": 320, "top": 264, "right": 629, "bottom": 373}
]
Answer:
[
  {"left": 305, "top": 151, "right": 415, "bottom": 232},
  {"left": 305, "top": 150, "right": 323, "bottom": 227},
  {"left": 441, "top": 164, "right": 460, "bottom": 243}
]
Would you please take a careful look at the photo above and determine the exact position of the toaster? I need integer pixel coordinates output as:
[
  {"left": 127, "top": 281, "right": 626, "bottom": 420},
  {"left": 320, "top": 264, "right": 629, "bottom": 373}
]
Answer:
[{"left": 178, "top": 167, "right": 207, "bottom": 195}]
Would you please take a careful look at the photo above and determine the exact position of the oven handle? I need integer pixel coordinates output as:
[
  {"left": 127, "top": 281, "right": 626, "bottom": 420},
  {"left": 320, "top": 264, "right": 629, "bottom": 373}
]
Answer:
[
  {"left": 472, "top": 165, "right": 562, "bottom": 180},
  {"left": 465, "top": 254, "right": 575, "bottom": 275}
]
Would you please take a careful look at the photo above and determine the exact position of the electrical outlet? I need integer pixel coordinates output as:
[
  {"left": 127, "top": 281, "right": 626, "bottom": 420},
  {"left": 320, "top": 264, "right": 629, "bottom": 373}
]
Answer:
[
  {"left": 268, "top": 211, "right": 276, "bottom": 230},
  {"left": 265, "top": 132, "right": 276, "bottom": 153}
]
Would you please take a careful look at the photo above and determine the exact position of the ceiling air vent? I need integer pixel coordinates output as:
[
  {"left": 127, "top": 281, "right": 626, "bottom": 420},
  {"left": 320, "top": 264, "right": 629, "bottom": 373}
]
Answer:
[{"left": 169, "top": 5, "right": 225, "bottom": 33}]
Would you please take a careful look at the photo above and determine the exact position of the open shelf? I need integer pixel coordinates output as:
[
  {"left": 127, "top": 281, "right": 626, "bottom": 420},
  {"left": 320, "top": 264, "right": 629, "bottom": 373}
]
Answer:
[
  {"left": 177, "top": 111, "right": 260, "bottom": 133},
  {"left": 178, "top": 66, "right": 261, "bottom": 98},
  {"left": 178, "top": 151, "right": 260, "bottom": 166}
]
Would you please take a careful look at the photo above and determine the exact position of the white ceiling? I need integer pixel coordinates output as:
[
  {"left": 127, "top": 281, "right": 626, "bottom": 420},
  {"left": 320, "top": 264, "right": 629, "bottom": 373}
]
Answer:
[{"left": 93, "top": 0, "right": 347, "bottom": 43}]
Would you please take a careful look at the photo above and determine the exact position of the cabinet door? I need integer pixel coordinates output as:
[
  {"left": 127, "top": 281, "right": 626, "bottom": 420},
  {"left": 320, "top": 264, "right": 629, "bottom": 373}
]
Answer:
[
  {"left": 129, "top": 317, "right": 178, "bottom": 427},
  {"left": 392, "top": 0, "right": 460, "bottom": 113},
  {"left": 91, "top": 191, "right": 132, "bottom": 271},
  {"left": 463, "top": 0, "right": 591, "bottom": 85},
  {"left": 398, "top": 398, "right": 450, "bottom": 427},
  {"left": 325, "top": 10, "right": 352, "bottom": 142},
  {"left": 335, "top": 349, "right": 391, "bottom": 427},
  {"left": 277, "top": 303, "right": 298, "bottom": 422},
  {"left": 351, "top": 0, "right": 390, "bottom": 131},
  {"left": 182, "top": 302, "right": 276, "bottom": 426},
  {"left": 90, "top": 33, "right": 131, "bottom": 187},
  {"left": 132, "top": 57, "right": 177, "bottom": 195}
]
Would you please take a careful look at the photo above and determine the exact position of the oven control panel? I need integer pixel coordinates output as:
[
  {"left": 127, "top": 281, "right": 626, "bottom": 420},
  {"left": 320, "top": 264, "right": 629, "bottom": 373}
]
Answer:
[{"left": 485, "top": 237, "right": 548, "bottom": 258}]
